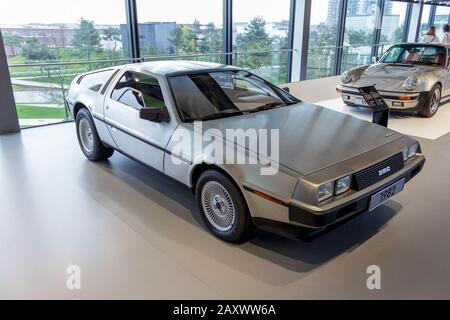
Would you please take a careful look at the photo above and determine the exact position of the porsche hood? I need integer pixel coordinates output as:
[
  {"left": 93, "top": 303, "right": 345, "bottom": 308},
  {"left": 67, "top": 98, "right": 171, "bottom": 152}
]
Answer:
[
  {"left": 197, "top": 102, "right": 403, "bottom": 176},
  {"left": 348, "top": 63, "right": 438, "bottom": 91}
]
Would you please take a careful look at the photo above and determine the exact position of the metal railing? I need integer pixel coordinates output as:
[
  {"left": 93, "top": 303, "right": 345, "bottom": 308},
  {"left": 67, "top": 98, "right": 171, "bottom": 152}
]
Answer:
[
  {"left": 8, "top": 49, "right": 294, "bottom": 129},
  {"left": 305, "top": 43, "right": 394, "bottom": 80}
]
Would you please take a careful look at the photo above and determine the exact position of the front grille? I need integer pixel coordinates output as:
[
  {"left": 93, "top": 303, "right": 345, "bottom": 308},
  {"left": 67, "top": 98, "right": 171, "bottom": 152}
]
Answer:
[{"left": 353, "top": 153, "right": 404, "bottom": 190}]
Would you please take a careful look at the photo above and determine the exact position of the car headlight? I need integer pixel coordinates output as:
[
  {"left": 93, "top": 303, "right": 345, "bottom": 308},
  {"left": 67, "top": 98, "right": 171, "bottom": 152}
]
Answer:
[
  {"left": 335, "top": 175, "right": 351, "bottom": 195},
  {"left": 403, "top": 143, "right": 419, "bottom": 161},
  {"left": 341, "top": 71, "right": 352, "bottom": 84},
  {"left": 317, "top": 182, "right": 333, "bottom": 202},
  {"left": 403, "top": 77, "right": 418, "bottom": 91}
]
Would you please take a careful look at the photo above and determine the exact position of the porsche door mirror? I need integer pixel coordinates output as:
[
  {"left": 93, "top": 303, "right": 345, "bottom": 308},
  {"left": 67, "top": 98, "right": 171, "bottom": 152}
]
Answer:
[
  {"left": 372, "top": 56, "right": 379, "bottom": 63},
  {"left": 139, "top": 107, "right": 170, "bottom": 123},
  {"left": 282, "top": 86, "right": 290, "bottom": 93}
]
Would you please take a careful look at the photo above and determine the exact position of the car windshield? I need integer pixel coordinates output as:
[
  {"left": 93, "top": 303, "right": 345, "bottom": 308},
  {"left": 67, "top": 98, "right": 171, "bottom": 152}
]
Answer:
[
  {"left": 168, "top": 70, "right": 299, "bottom": 121},
  {"left": 379, "top": 44, "right": 447, "bottom": 66}
]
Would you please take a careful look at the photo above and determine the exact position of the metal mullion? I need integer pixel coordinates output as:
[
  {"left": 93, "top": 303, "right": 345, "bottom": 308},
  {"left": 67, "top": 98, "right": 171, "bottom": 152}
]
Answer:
[
  {"left": 334, "top": 0, "right": 348, "bottom": 76},
  {"left": 223, "top": 0, "right": 233, "bottom": 65},
  {"left": 125, "top": 0, "right": 140, "bottom": 62},
  {"left": 403, "top": 2, "right": 413, "bottom": 42},
  {"left": 429, "top": 4, "right": 436, "bottom": 27},
  {"left": 287, "top": 0, "right": 296, "bottom": 82},
  {"left": 371, "top": 0, "right": 385, "bottom": 59}
]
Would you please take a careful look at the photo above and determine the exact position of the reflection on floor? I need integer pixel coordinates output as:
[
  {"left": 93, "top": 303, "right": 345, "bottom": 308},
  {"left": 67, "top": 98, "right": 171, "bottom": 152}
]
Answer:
[
  {"left": 316, "top": 98, "right": 450, "bottom": 140},
  {"left": 1, "top": 123, "right": 450, "bottom": 299}
]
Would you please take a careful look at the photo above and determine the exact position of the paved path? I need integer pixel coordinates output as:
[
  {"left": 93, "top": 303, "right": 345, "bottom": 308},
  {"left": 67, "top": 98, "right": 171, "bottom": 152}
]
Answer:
[
  {"left": 19, "top": 119, "right": 66, "bottom": 127},
  {"left": 12, "top": 79, "right": 68, "bottom": 90}
]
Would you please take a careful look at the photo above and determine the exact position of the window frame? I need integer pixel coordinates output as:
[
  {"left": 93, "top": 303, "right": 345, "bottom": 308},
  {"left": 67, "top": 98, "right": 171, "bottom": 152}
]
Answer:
[
  {"left": 166, "top": 68, "right": 300, "bottom": 123},
  {"left": 110, "top": 70, "right": 167, "bottom": 110}
]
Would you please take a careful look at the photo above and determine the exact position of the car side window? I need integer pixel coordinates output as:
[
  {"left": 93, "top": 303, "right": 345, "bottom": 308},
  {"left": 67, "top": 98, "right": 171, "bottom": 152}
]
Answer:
[
  {"left": 111, "top": 71, "right": 165, "bottom": 109},
  {"left": 118, "top": 89, "right": 146, "bottom": 109}
]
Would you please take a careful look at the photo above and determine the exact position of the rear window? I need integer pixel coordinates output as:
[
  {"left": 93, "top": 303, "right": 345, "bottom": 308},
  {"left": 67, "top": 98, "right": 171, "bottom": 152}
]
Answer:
[{"left": 79, "top": 69, "right": 115, "bottom": 92}]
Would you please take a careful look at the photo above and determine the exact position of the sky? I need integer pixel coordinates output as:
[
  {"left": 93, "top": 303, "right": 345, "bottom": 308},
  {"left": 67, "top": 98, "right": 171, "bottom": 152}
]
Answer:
[
  {"left": 0, "top": 0, "right": 292, "bottom": 26},
  {"left": 0, "top": 0, "right": 427, "bottom": 28}
]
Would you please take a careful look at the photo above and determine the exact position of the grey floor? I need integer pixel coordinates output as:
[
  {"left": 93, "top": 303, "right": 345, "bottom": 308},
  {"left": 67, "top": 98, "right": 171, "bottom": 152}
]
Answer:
[{"left": 1, "top": 122, "right": 450, "bottom": 299}]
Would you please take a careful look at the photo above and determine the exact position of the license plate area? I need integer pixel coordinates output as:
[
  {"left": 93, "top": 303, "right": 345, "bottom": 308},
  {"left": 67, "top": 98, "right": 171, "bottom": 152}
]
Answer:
[
  {"left": 358, "top": 98, "right": 368, "bottom": 106},
  {"left": 369, "top": 179, "right": 405, "bottom": 211}
]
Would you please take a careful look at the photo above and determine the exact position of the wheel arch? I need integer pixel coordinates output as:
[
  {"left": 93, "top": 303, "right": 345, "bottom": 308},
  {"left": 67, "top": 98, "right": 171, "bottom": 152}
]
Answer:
[
  {"left": 73, "top": 102, "right": 92, "bottom": 118},
  {"left": 190, "top": 163, "right": 253, "bottom": 216}
]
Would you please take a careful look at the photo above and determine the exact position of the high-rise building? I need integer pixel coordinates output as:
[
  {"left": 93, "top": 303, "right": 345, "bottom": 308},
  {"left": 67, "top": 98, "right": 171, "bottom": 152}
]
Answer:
[
  {"left": 326, "top": 0, "right": 340, "bottom": 26},
  {"left": 327, "top": 0, "right": 393, "bottom": 24}
]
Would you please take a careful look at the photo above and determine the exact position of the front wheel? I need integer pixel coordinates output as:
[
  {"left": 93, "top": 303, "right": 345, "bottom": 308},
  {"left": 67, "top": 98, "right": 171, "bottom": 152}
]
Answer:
[
  {"left": 76, "top": 108, "right": 114, "bottom": 161},
  {"left": 419, "top": 85, "right": 441, "bottom": 118},
  {"left": 195, "top": 170, "right": 252, "bottom": 243}
]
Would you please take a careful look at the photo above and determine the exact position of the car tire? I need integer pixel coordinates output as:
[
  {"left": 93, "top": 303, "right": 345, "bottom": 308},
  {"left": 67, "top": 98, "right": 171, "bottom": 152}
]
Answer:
[
  {"left": 195, "top": 170, "right": 253, "bottom": 243},
  {"left": 419, "top": 84, "right": 441, "bottom": 118},
  {"left": 76, "top": 108, "right": 114, "bottom": 161}
]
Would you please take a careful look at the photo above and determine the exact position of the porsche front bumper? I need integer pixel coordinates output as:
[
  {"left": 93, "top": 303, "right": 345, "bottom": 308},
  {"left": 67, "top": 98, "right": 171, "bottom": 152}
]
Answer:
[{"left": 337, "top": 85, "right": 429, "bottom": 112}]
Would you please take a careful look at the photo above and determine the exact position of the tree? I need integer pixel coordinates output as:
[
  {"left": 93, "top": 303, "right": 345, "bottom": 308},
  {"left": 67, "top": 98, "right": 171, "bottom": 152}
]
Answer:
[
  {"left": 346, "top": 30, "right": 372, "bottom": 46},
  {"left": 22, "top": 37, "right": 54, "bottom": 61},
  {"left": 141, "top": 44, "right": 160, "bottom": 57},
  {"left": 198, "top": 23, "right": 222, "bottom": 54},
  {"left": 307, "top": 23, "right": 337, "bottom": 79},
  {"left": 102, "top": 27, "right": 121, "bottom": 57},
  {"left": 168, "top": 26, "right": 184, "bottom": 55},
  {"left": 3, "top": 34, "right": 23, "bottom": 56},
  {"left": 235, "top": 16, "right": 273, "bottom": 69},
  {"left": 72, "top": 18, "right": 101, "bottom": 60}
]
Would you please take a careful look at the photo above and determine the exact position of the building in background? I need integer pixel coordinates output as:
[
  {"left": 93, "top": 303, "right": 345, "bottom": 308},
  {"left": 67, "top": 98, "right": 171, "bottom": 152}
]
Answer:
[
  {"left": 121, "top": 22, "right": 176, "bottom": 56},
  {"left": 327, "top": 0, "right": 393, "bottom": 25},
  {"left": 0, "top": 24, "right": 77, "bottom": 49}
]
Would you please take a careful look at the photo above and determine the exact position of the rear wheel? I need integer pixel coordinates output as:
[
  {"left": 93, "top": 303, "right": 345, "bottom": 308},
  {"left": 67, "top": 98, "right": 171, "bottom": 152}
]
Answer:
[
  {"left": 76, "top": 108, "right": 114, "bottom": 161},
  {"left": 419, "top": 85, "right": 441, "bottom": 118},
  {"left": 195, "top": 170, "right": 252, "bottom": 243}
]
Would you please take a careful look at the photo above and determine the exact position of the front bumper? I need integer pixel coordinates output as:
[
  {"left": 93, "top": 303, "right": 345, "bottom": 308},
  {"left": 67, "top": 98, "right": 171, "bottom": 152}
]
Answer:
[
  {"left": 337, "top": 85, "right": 429, "bottom": 112},
  {"left": 287, "top": 154, "right": 425, "bottom": 229}
]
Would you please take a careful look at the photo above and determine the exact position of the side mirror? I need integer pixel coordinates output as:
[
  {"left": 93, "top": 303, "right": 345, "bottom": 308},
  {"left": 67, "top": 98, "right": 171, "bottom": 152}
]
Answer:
[
  {"left": 139, "top": 107, "right": 170, "bottom": 123},
  {"left": 372, "top": 56, "right": 379, "bottom": 63},
  {"left": 282, "top": 86, "right": 290, "bottom": 93}
]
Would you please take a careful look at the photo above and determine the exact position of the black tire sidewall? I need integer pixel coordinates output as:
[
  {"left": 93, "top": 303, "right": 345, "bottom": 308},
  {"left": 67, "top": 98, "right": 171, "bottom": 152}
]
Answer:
[
  {"left": 195, "top": 170, "right": 251, "bottom": 243},
  {"left": 75, "top": 108, "right": 109, "bottom": 161},
  {"left": 420, "top": 85, "right": 441, "bottom": 117}
]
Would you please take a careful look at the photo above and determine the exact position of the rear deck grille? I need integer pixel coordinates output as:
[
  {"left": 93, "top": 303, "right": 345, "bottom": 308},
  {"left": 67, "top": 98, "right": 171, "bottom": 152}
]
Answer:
[{"left": 353, "top": 153, "right": 404, "bottom": 190}]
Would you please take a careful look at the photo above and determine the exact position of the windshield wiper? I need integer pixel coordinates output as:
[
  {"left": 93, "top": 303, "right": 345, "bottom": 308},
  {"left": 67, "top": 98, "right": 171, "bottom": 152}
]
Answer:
[
  {"left": 247, "top": 102, "right": 284, "bottom": 113},
  {"left": 405, "top": 60, "right": 437, "bottom": 66},
  {"left": 386, "top": 63, "right": 414, "bottom": 67},
  {"left": 200, "top": 109, "right": 244, "bottom": 121}
]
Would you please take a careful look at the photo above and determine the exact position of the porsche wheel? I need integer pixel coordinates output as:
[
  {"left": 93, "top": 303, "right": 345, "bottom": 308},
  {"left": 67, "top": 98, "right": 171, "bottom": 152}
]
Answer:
[{"left": 419, "top": 85, "right": 441, "bottom": 118}]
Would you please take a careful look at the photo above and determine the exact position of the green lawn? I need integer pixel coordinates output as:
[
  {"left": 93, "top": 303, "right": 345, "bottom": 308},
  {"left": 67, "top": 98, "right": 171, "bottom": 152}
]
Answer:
[{"left": 16, "top": 104, "right": 70, "bottom": 119}]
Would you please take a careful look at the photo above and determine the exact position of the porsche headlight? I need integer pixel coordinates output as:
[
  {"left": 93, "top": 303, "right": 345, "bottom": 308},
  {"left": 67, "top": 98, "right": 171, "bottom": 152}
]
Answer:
[
  {"left": 317, "top": 182, "right": 333, "bottom": 202},
  {"left": 341, "top": 71, "right": 352, "bottom": 84},
  {"left": 335, "top": 175, "right": 351, "bottom": 195},
  {"left": 402, "top": 143, "right": 419, "bottom": 161},
  {"left": 403, "top": 77, "right": 418, "bottom": 91}
]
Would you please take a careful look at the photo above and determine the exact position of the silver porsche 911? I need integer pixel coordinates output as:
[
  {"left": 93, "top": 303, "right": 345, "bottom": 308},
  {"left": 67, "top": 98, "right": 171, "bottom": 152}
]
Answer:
[
  {"left": 337, "top": 43, "right": 450, "bottom": 117},
  {"left": 66, "top": 61, "right": 425, "bottom": 243}
]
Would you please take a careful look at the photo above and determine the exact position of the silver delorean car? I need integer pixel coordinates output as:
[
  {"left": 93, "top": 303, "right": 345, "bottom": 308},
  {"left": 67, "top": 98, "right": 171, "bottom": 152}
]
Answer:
[
  {"left": 337, "top": 43, "right": 450, "bottom": 118},
  {"left": 66, "top": 61, "right": 425, "bottom": 242}
]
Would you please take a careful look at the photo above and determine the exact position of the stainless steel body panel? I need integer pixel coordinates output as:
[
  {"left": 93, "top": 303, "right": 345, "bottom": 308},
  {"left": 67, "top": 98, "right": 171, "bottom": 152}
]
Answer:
[{"left": 67, "top": 61, "right": 425, "bottom": 230}]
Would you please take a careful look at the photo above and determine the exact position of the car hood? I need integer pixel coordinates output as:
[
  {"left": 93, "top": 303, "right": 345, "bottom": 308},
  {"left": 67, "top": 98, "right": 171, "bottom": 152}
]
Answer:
[
  {"left": 350, "top": 63, "right": 438, "bottom": 91},
  {"left": 196, "top": 103, "right": 402, "bottom": 176}
]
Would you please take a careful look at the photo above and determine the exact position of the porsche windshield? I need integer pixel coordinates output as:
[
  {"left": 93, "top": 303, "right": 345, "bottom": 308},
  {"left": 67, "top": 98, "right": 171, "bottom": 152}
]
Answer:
[
  {"left": 380, "top": 44, "right": 447, "bottom": 66},
  {"left": 169, "top": 70, "right": 299, "bottom": 121}
]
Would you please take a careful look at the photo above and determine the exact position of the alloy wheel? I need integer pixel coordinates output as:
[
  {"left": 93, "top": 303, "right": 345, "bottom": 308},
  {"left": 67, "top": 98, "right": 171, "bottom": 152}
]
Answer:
[{"left": 201, "top": 181, "right": 236, "bottom": 232}]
